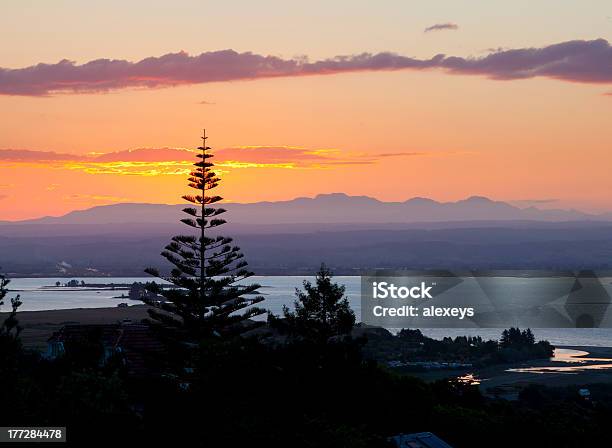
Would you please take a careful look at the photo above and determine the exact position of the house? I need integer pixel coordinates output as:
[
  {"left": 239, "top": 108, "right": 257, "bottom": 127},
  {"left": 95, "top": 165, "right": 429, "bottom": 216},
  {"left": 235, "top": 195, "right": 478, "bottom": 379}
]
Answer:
[
  {"left": 578, "top": 388, "right": 591, "bottom": 399},
  {"left": 128, "top": 282, "right": 165, "bottom": 303},
  {"left": 46, "top": 322, "right": 165, "bottom": 377},
  {"left": 390, "top": 432, "right": 454, "bottom": 448}
]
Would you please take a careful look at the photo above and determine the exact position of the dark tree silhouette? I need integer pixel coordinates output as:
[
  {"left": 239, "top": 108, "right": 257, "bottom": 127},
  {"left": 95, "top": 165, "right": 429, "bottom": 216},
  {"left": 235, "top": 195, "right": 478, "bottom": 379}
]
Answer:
[
  {"left": 500, "top": 327, "right": 536, "bottom": 348},
  {"left": 144, "top": 131, "right": 265, "bottom": 341},
  {"left": 0, "top": 272, "right": 23, "bottom": 372},
  {"left": 279, "top": 264, "right": 355, "bottom": 344},
  {"left": 0, "top": 272, "right": 22, "bottom": 340}
]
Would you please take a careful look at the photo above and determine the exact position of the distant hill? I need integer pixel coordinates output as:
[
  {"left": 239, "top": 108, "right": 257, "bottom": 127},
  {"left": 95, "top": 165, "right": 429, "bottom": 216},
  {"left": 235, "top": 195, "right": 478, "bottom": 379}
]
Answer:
[
  {"left": 3, "top": 194, "right": 612, "bottom": 276},
  {"left": 0, "top": 193, "right": 606, "bottom": 228}
]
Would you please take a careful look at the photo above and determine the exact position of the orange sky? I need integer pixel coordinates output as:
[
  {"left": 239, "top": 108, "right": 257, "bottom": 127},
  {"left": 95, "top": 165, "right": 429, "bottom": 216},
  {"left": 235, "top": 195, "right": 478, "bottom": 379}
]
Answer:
[{"left": 1, "top": 1, "right": 612, "bottom": 220}]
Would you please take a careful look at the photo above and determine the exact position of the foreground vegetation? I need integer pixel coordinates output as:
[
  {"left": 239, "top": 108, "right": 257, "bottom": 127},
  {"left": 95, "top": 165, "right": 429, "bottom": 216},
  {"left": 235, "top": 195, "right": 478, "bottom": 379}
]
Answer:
[{"left": 1, "top": 269, "right": 612, "bottom": 447}]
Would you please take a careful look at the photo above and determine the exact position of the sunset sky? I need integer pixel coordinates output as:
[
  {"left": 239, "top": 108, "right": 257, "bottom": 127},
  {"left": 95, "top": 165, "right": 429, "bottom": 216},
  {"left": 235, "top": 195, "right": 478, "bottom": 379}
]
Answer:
[{"left": 1, "top": 0, "right": 612, "bottom": 220}]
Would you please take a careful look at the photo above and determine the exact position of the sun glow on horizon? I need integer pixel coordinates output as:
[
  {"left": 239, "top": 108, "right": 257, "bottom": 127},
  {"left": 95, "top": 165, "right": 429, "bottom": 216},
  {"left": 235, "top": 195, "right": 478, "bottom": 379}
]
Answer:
[{"left": 1, "top": 1, "right": 611, "bottom": 220}]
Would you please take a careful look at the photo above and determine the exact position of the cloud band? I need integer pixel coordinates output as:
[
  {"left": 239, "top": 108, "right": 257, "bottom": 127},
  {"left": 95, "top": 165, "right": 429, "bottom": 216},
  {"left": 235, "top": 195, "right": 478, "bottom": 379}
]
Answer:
[
  {"left": 1, "top": 39, "right": 612, "bottom": 96},
  {"left": 0, "top": 147, "right": 432, "bottom": 175}
]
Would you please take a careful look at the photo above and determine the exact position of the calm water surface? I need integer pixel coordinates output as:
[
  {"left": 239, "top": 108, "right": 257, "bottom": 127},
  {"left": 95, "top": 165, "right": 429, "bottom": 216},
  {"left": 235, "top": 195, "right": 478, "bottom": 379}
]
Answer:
[{"left": 6, "top": 276, "right": 612, "bottom": 346}]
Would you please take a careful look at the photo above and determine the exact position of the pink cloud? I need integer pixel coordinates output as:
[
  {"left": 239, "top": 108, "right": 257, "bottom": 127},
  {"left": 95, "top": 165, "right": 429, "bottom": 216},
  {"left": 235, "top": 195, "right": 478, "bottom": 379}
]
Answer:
[
  {"left": 214, "top": 146, "right": 335, "bottom": 165},
  {"left": 0, "top": 149, "right": 81, "bottom": 161},
  {"left": 213, "top": 146, "right": 428, "bottom": 167},
  {"left": 0, "top": 148, "right": 197, "bottom": 163},
  {"left": 0, "top": 146, "right": 428, "bottom": 171},
  {"left": 2, "top": 39, "right": 612, "bottom": 96},
  {"left": 92, "top": 147, "right": 198, "bottom": 162}
]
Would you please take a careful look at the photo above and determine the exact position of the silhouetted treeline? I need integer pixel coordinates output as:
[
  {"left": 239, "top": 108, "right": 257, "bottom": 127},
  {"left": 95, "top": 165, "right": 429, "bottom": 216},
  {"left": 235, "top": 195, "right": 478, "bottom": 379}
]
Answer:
[{"left": 362, "top": 327, "right": 553, "bottom": 367}]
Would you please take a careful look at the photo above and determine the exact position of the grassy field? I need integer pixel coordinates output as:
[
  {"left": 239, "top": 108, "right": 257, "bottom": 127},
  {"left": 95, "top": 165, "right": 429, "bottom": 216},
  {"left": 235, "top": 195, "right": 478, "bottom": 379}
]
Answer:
[{"left": 1, "top": 305, "right": 152, "bottom": 350}]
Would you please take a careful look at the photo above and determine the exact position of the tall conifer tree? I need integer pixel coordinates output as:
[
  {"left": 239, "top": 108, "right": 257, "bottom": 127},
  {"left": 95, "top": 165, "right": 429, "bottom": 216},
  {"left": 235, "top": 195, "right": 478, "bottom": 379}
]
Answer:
[
  {"left": 144, "top": 131, "right": 265, "bottom": 340},
  {"left": 277, "top": 264, "right": 355, "bottom": 344}
]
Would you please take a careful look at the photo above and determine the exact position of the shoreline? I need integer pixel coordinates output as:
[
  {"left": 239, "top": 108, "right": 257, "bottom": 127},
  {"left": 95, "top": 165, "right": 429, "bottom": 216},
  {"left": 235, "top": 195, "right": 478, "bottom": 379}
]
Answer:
[{"left": 412, "top": 345, "right": 612, "bottom": 391}]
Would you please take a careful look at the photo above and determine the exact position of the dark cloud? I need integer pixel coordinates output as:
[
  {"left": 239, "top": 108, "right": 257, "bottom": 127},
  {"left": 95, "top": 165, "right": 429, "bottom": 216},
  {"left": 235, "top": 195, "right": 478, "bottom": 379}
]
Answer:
[
  {"left": 424, "top": 23, "right": 459, "bottom": 33},
  {"left": 441, "top": 39, "right": 612, "bottom": 83},
  {"left": 2, "top": 40, "right": 612, "bottom": 96},
  {"left": 0, "top": 51, "right": 299, "bottom": 96}
]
